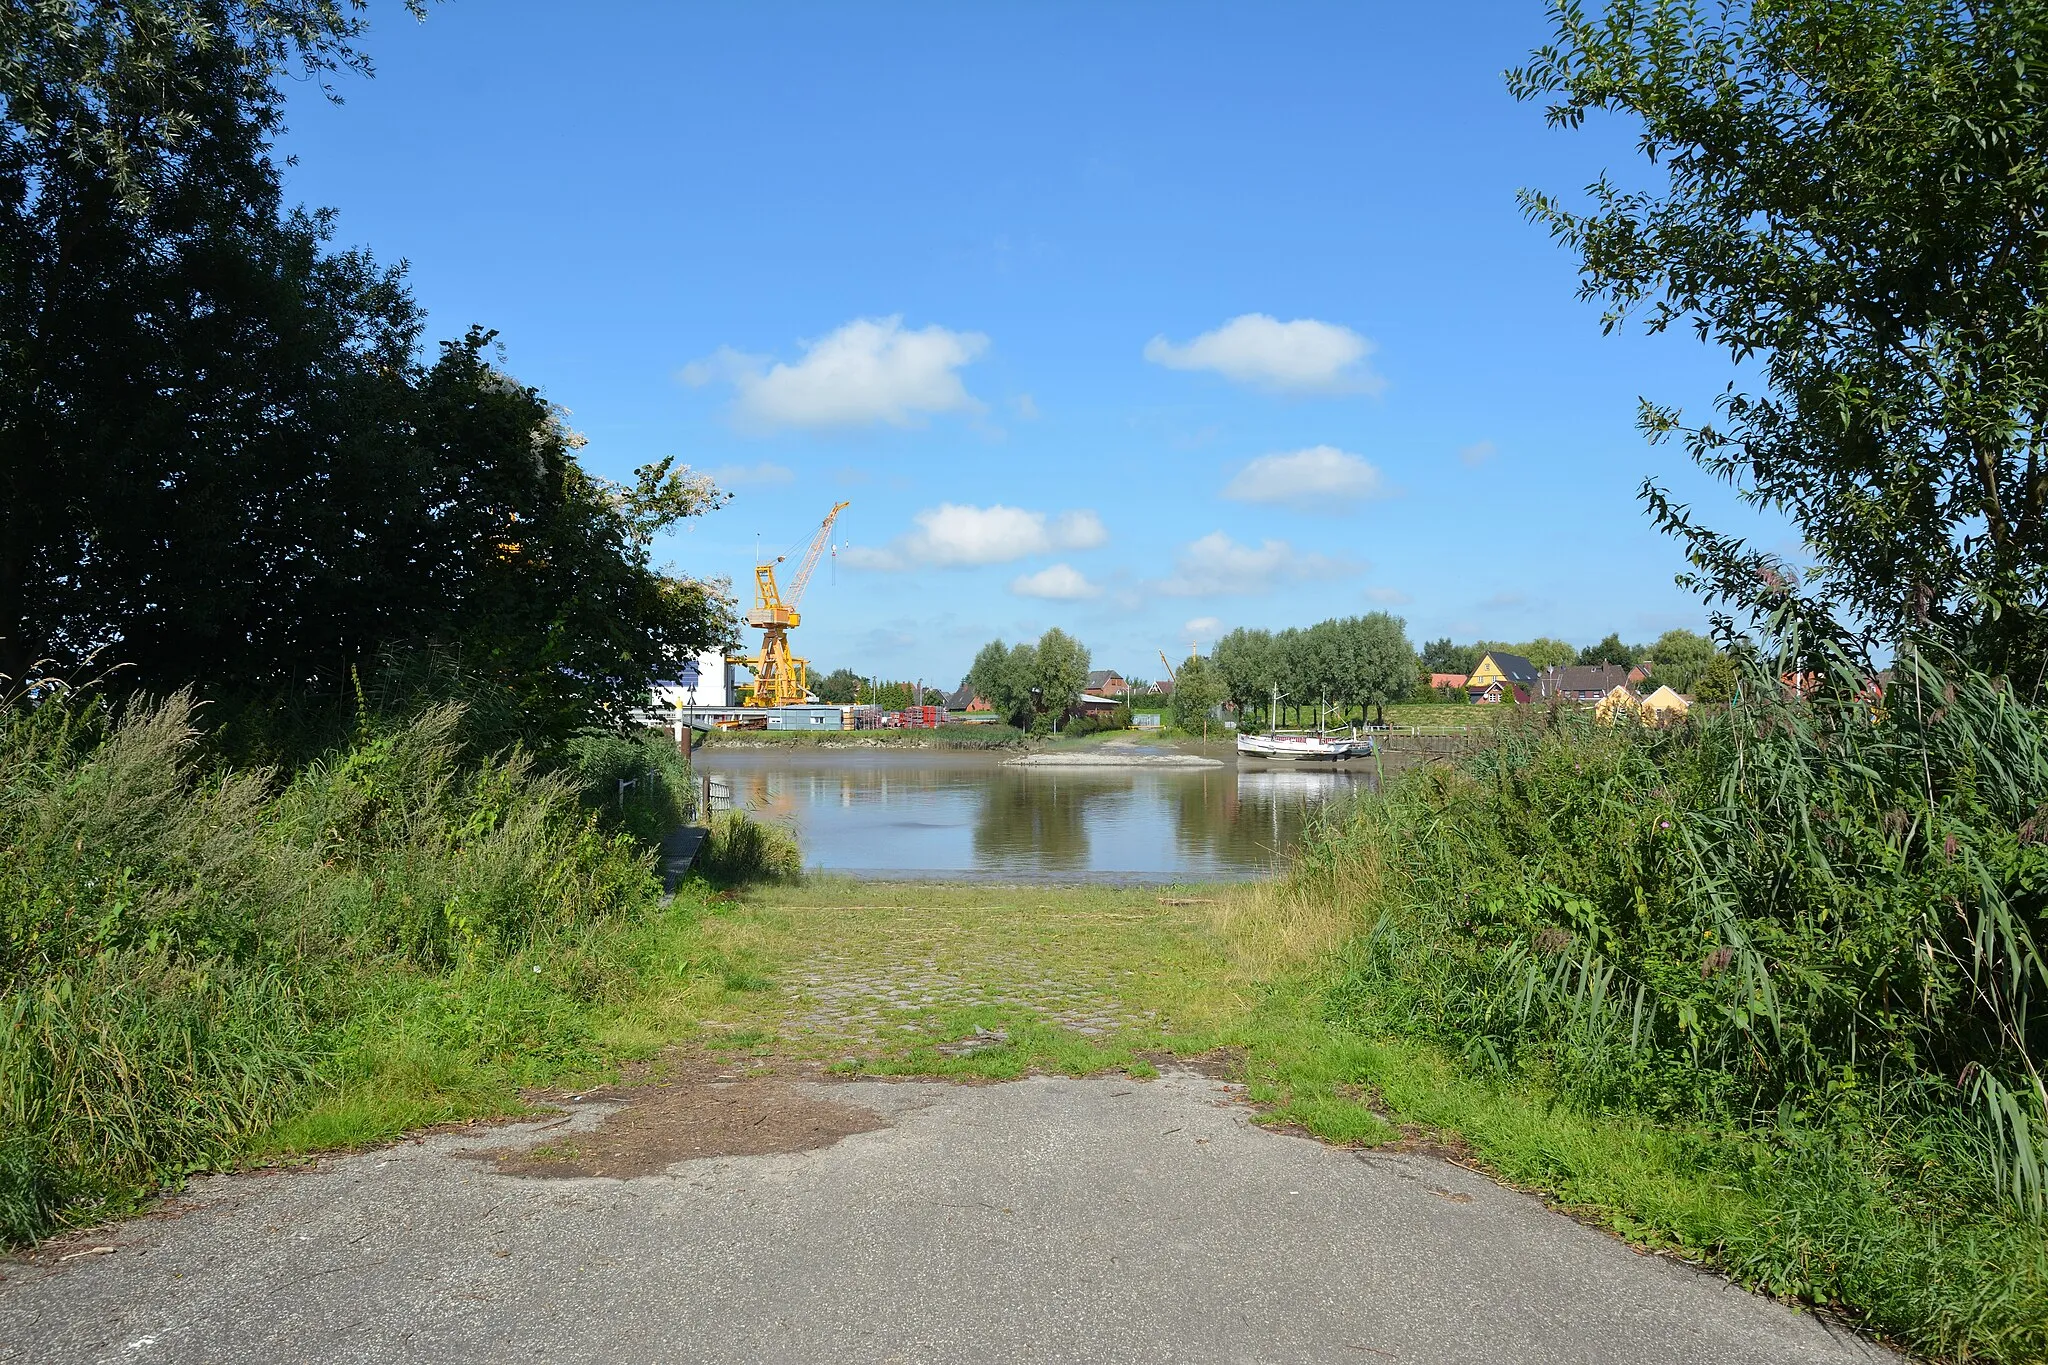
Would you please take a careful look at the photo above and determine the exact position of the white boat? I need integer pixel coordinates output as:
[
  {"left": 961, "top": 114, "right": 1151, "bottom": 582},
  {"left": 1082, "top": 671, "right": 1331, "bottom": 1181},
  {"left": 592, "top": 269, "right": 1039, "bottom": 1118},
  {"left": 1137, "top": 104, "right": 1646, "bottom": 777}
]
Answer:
[{"left": 1236, "top": 731, "right": 1376, "bottom": 762}]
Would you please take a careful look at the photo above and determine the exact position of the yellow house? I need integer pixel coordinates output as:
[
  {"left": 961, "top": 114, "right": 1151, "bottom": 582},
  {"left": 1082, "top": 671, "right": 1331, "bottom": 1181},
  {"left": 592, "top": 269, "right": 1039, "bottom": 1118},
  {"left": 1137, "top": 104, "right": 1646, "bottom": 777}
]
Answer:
[
  {"left": 1641, "top": 685, "right": 1691, "bottom": 728},
  {"left": 1466, "top": 651, "right": 1538, "bottom": 704},
  {"left": 1594, "top": 684, "right": 1643, "bottom": 726}
]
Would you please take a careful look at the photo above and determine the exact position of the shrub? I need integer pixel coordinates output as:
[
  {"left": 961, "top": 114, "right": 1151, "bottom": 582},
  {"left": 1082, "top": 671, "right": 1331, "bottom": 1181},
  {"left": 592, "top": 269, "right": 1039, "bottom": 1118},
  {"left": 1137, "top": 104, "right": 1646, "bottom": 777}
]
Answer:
[
  {"left": 692, "top": 810, "right": 803, "bottom": 887},
  {"left": 1315, "top": 644, "right": 2047, "bottom": 1211},
  {"left": 0, "top": 691, "right": 663, "bottom": 1241}
]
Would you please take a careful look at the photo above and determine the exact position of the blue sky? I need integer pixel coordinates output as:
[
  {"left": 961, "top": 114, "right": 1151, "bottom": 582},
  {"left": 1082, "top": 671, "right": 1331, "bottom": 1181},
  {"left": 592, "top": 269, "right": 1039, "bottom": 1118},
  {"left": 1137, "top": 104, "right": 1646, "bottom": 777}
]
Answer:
[{"left": 277, "top": 1, "right": 1792, "bottom": 687}]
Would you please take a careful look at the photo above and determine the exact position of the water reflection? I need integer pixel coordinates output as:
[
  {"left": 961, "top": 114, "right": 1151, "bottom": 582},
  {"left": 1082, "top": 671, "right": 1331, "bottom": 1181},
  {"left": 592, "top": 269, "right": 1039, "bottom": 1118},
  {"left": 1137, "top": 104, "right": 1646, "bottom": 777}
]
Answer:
[{"left": 692, "top": 750, "right": 1376, "bottom": 881}]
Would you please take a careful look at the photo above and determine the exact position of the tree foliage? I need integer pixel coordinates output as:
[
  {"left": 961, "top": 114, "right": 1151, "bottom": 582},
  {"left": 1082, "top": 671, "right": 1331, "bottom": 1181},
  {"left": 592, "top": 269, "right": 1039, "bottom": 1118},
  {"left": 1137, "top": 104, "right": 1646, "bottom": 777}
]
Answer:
[
  {"left": 1513, "top": 0, "right": 2048, "bottom": 671},
  {"left": 0, "top": 0, "right": 731, "bottom": 742},
  {"left": 1168, "top": 653, "right": 1225, "bottom": 734}
]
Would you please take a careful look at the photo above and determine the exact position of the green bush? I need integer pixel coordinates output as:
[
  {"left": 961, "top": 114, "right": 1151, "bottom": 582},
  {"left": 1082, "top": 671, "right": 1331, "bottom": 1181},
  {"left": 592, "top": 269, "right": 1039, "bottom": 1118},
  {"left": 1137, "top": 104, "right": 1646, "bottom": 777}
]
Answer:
[
  {"left": 1303, "top": 644, "right": 2048, "bottom": 1358},
  {"left": 0, "top": 691, "right": 664, "bottom": 1242},
  {"left": 563, "top": 726, "right": 692, "bottom": 844},
  {"left": 693, "top": 810, "right": 803, "bottom": 887}
]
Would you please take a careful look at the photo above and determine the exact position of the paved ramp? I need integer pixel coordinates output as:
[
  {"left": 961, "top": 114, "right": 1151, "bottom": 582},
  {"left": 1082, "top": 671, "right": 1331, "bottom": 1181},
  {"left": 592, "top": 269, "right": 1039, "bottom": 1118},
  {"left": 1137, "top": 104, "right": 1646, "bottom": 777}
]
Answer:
[{"left": 0, "top": 1069, "right": 1893, "bottom": 1364}]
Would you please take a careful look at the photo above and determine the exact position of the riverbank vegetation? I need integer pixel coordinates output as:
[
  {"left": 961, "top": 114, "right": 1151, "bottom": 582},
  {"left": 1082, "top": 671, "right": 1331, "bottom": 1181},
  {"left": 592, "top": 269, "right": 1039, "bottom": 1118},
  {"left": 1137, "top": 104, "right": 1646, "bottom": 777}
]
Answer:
[{"left": 1247, "top": 644, "right": 2048, "bottom": 1360}]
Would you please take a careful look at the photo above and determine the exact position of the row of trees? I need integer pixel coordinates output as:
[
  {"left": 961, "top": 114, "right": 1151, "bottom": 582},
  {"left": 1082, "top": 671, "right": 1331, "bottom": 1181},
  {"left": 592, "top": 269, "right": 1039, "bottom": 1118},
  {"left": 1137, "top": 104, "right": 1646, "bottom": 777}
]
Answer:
[
  {"left": 1, "top": 1, "right": 732, "bottom": 753},
  {"left": 963, "top": 629, "right": 1092, "bottom": 732},
  {"left": 1211, "top": 614, "right": 1415, "bottom": 728}
]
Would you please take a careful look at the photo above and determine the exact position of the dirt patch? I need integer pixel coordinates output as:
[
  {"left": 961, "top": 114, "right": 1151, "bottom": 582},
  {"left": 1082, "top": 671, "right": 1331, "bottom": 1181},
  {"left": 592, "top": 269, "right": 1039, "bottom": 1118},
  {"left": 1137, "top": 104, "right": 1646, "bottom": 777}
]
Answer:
[
  {"left": 1143, "top": 1046, "right": 1247, "bottom": 1082},
  {"left": 477, "top": 1069, "right": 889, "bottom": 1179}
]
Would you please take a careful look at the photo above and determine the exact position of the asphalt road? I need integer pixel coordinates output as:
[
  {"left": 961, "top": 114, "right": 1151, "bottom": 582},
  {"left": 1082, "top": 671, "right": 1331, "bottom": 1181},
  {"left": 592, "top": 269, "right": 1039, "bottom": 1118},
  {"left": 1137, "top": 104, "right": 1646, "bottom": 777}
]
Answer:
[{"left": 0, "top": 1069, "right": 1896, "bottom": 1364}]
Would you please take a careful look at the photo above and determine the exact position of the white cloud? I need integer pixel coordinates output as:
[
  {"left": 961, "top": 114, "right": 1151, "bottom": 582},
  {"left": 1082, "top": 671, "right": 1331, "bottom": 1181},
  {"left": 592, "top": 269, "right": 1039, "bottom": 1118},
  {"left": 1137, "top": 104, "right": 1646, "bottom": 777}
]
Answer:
[
  {"left": 1184, "top": 616, "right": 1223, "bottom": 638},
  {"left": 1222, "top": 445, "right": 1386, "bottom": 510},
  {"left": 1143, "top": 314, "right": 1382, "bottom": 394},
  {"left": 1459, "top": 440, "right": 1498, "bottom": 467},
  {"left": 1364, "top": 587, "right": 1412, "bottom": 606},
  {"left": 682, "top": 316, "right": 989, "bottom": 429},
  {"left": 1156, "top": 531, "right": 1357, "bottom": 598},
  {"left": 1012, "top": 393, "right": 1040, "bottom": 420},
  {"left": 1011, "top": 563, "right": 1101, "bottom": 600},
  {"left": 845, "top": 503, "right": 1108, "bottom": 571},
  {"left": 707, "top": 461, "right": 795, "bottom": 487}
]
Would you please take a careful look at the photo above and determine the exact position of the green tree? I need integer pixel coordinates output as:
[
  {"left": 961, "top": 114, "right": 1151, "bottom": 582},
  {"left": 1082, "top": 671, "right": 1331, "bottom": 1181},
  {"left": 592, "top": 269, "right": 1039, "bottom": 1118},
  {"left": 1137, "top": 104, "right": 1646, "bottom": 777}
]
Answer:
[
  {"left": 0, "top": 0, "right": 731, "bottom": 741},
  {"left": 1645, "top": 629, "right": 1716, "bottom": 695},
  {"left": 966, "top": 639, "right": 1035, "bottom": 726},
  {"left": 1513, "top": 0, "right": 2048, "bottom": 670},
  {"left": 1341, "top": 613, "right": 1417, "bottom": 724},
  {"left": 1168, "top": 654, "right": 1225, "bottom": 735},
  {"left": 1420, "top": 638, "right": 1481, "bottom": 675},
  {"left": 1212, "top": 627, "right": 1276, "bottom": 726},
  {"left": 1576, "top": 633, "right": 1642, "bottom": 667},
  {"left": 1691, "top": 653, "right": 1739, "bottom": 704},
  {"left": 814, "top": 669, "right": 861, "bottom": 704},
  {"left": 1032, "top": 627, "right": 1091, "bottom": 731},
  {"left": 1513, "top": 638, "right": 1578, "bottom": 670}
]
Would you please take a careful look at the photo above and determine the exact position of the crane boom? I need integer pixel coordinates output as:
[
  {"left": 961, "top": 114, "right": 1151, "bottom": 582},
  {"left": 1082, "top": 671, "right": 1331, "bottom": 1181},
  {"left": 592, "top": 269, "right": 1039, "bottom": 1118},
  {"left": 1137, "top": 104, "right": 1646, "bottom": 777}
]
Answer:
[
  {"left": 737, "top": 500, "right": 850, "bottom": 709},
  {"left": 788, "top": 501, "right": 850, "bottom": 608}
]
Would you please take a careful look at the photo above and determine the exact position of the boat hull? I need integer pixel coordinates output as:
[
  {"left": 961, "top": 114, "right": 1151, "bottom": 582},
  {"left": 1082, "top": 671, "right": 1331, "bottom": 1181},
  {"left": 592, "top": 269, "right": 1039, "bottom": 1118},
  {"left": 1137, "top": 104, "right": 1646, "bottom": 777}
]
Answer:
[{"left": 1236, "top": 733, "right": 1376, "bottom": 762}]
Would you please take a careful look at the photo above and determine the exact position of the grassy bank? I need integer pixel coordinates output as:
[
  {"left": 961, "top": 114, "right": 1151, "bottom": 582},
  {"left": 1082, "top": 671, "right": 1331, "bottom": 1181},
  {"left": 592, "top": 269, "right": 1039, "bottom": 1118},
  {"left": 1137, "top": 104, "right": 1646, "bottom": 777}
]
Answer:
[{"left": 0, "top": 692, "right": 796, "bottom": 1242}]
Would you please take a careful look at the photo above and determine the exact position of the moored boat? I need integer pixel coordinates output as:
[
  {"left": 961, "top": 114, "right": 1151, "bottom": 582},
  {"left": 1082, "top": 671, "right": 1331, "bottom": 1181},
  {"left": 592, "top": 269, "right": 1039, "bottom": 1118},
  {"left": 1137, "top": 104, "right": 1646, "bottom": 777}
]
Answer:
[{"left": 1235, "top": 731, "right": 1376, "bottom": 762}]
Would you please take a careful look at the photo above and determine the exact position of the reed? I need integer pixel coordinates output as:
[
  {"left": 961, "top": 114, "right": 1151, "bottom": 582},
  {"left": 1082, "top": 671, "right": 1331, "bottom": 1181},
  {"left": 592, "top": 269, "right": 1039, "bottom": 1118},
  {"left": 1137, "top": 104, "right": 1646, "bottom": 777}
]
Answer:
[
  {"left": 1292, "top": 640, "right": 2048, "bottom": 1358},
  {"left": 0, "top": 691, "right": 668, "bottom": 1241}
]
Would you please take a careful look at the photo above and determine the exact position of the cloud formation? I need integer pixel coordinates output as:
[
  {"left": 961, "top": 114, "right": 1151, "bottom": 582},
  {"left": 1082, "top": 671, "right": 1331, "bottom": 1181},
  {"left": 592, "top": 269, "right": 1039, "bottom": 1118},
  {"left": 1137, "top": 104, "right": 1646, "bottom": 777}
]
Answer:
[
  {"left": 1156, "top": 531, "right": 1356, "bottom": 597},
  {"left": 1144, "top": 314, "right": 1382, "bottom": 394},
  {"left": 1364, "top": 586, "right": 1412, "bottom": 606},
  {"left": 1459, "top": 440, "right": 1498, "bottom": 467},
  {"left": 1222, "top": 445, "right": 1385, "bottom": 510},
  {"left": 682, "top": 316, "right": 989, "bottom": 429},
  {"left": 1011, "top": 563, "right": 1101, "bottom": 600},
  {"left": 845, "top": 503, "right": 1108, "bottom": 571}
]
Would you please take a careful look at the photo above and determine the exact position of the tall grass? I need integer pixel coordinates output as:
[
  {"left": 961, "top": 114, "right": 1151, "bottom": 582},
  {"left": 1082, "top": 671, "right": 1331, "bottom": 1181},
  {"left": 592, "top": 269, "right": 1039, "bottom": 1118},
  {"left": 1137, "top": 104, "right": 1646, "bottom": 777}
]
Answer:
[
  {"left": 0, "top": 692, "right": 671, "bottom": 1241},
  {"left": 1294, "top": 643, "right": 2048, "bottom": 1358},
  {"left": 694, "top": 809, "right": 804, "bottom": 886}
]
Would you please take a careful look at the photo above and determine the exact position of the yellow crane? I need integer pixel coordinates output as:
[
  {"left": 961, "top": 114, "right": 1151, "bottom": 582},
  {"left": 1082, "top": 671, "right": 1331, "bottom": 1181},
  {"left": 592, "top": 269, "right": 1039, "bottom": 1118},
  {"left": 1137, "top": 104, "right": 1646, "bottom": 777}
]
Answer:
[{"left": 737, "top": 501, "right": 850, "bottom": 708}]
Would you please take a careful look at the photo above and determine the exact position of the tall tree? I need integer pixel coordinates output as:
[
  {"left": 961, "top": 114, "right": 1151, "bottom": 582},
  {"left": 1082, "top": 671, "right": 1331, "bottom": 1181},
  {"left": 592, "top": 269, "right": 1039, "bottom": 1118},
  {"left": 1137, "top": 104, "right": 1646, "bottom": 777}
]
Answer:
[
  {"left": 1645, "top": 628, "right": 1716, "bottom": 695},
  {"left": 1514, "top": 0, "right": 2048, "bottom": 671},
  {"left": 1333, "top": 613, "right": 1416, "bottom": 724},
  {"left": 1168, "top": 654, "right": 1225, "bottom": 735},
  {"left": 1211, "top": 627, "right": 1275, "bottom": 722},
  {"left": 0, "top": 0, "right": 730, "bottom": 735},
  {"left": 966, "top": 638, "right": 1044, "bottom": 727},
  {"left": 1032, "top": 627, "right": 1091, "bottom": 729}
]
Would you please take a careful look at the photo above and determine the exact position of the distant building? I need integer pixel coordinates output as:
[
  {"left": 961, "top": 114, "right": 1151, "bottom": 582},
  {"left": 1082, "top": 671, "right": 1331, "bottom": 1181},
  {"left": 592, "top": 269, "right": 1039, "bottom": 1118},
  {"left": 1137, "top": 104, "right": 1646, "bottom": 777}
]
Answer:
[
  {"left": 1594, "top": 684, "right": 1643, "bottom": 726},
  {"left": 1467, "top": 652, "right": 1538, "bottom": 704},
  {"left": 767, "top": 705, "right": 845, "bottom": 731},
  {"left": 1538, "top": 663, "right": 1638, "bottom": 703},
  {"left": 946, "top": 682, "right": 995, "bottom": 713},
  {"left": 1086, "top": 669, "right": 1130, "bottom": 697},
  {"left": 651, "top": 649, "right": 740, "bottom": 711},
  {"left": 1428, "top": 672, "right": 1468, "bottom": 694},
  {"left": 1640, "top": 685, "right": 1691, "bottom": 727}
]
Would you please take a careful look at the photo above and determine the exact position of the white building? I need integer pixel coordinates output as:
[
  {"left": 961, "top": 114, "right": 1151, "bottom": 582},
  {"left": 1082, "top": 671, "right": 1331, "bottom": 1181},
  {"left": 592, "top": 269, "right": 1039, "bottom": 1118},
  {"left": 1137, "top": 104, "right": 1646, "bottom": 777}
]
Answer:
[{"left": 651, "top": 649, "right": 742, "bottom": 712}]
